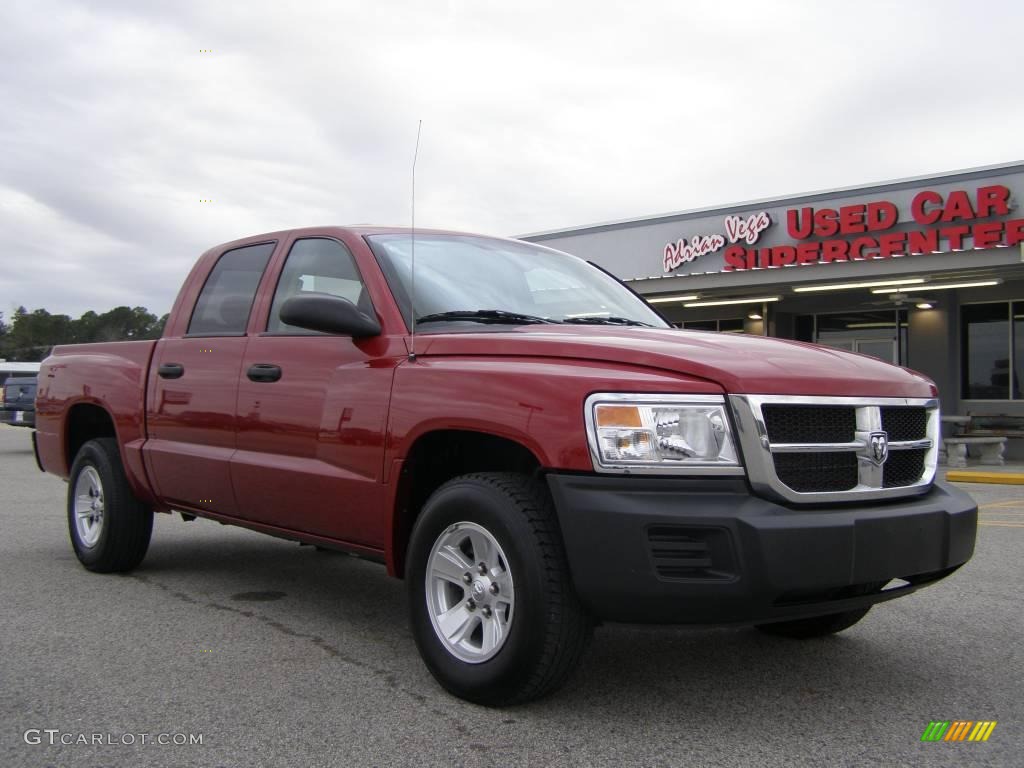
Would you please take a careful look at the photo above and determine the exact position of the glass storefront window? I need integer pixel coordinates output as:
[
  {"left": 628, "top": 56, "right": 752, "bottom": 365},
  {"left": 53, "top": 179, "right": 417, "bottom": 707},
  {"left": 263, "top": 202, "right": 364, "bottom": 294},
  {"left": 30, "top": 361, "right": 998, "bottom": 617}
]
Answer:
[
  {"left": 680, "top": 318, "right": 750, "bottom": 333},
  {"left": 1015, "top": 302, "right": 1024, "bottom": 400},
  {"left": 682, "top": 320, "right": 718, "bottom": 331},
  {"left": 961, "top": 303, "right": 1011, "bottom": 399}
]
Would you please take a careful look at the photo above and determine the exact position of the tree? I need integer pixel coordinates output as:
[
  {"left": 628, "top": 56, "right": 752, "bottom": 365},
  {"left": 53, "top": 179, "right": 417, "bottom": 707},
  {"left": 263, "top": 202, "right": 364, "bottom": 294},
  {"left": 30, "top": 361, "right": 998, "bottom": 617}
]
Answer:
[
  {"left": 0, "top": 312, "right": 8, "bottom": 360},
  {"left": 4, "top": 307, "right": 72, "bottom": 361},
  {"left": 0, "top": 304, "right": 167, "bottom": 361}
]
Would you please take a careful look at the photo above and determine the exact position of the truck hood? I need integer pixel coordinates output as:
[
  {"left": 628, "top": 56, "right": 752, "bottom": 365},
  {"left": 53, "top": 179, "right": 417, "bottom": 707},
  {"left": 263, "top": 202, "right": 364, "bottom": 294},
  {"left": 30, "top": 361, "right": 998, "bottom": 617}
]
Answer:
[{"left": 412, "top": 325, "right": 936, "bottom": 398}]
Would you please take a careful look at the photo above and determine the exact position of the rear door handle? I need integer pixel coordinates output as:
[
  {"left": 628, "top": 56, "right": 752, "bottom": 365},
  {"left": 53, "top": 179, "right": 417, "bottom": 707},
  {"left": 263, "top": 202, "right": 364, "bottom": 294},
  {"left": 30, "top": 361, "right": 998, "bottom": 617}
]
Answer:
[
  {"left": 247, "top": 364, "right": 282, "bottom": 383},
  {"left": 157, "top": 363, "right": 185, "bottom": 379}
]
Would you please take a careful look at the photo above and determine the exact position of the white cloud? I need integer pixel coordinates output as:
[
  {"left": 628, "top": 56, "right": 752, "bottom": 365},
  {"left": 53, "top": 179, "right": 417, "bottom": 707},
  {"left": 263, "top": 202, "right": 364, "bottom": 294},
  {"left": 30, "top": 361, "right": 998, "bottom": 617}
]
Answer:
[{"left": 1, "top": 0, "right": 1021, "bottom": 316}]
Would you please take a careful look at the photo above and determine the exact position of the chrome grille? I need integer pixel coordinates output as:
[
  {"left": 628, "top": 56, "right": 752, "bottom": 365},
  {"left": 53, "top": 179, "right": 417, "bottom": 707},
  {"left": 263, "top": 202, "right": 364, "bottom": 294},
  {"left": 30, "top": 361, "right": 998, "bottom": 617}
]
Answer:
[
  {"left": 729, "top": 396, "right": 939, "bottom": 504},
  {"left": 883, "top": 448, "right": 927, "bottom": 488},
  {"left": 881, "top": 407, "right": 928, "bottom": 441},
  {"left": 772, "top": 451, "right": 858, "bottom": 492},
  {"left": 761, "top": 405, "right": 854, "bottom": 443}
]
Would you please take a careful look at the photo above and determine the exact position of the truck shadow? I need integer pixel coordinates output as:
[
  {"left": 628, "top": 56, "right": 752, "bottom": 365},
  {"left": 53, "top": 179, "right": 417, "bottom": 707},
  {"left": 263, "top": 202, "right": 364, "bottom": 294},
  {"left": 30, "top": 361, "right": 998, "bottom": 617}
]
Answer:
[{"left": 131, "top": 525, "right": 941, "bottom": 726}]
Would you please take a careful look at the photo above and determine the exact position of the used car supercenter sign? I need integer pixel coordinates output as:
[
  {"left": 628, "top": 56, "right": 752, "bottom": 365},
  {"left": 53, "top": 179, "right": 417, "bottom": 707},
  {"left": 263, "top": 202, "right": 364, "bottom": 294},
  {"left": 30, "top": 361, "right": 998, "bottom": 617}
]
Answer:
[{"left": 663, "top": 185, "right": 1024, "bottom": 273}]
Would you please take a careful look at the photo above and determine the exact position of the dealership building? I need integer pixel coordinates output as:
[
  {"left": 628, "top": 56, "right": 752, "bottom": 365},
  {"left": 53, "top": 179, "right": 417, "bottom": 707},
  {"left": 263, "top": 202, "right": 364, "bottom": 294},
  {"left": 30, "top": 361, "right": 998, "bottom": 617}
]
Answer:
[{"left": 522, "top": 161, "right": 1024, "bottom": 446}]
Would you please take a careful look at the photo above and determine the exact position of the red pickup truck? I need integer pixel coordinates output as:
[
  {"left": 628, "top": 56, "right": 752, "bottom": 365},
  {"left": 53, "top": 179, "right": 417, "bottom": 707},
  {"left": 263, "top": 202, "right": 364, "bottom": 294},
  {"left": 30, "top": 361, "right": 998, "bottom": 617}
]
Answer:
[{"left": 35, "top": 226, "right": 977, "bottom": 705}]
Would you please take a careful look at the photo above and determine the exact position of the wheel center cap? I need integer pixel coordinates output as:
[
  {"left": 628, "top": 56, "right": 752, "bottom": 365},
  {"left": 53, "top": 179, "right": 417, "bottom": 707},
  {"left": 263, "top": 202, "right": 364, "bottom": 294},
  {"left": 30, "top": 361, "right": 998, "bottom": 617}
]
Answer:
[{"left": 472, "top": 581, "right": 486, "bottom": 599}]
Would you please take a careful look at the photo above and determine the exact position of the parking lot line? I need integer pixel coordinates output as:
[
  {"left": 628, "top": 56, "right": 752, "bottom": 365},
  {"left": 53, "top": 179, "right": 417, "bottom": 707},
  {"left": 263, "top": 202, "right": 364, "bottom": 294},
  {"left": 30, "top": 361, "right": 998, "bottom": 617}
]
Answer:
[{"left": 978, "top": 500, "right": 1024, "bottom": 509}]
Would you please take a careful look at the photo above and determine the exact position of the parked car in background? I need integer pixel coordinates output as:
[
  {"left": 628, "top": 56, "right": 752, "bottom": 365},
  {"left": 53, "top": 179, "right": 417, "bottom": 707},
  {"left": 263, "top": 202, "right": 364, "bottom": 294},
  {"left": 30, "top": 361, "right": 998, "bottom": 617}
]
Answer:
[
  {"left": 1, "top": 375, "right": 37, "bottom": 428},
  {"left": 0, "top": 361, "right": 41, "bottom": 387}
]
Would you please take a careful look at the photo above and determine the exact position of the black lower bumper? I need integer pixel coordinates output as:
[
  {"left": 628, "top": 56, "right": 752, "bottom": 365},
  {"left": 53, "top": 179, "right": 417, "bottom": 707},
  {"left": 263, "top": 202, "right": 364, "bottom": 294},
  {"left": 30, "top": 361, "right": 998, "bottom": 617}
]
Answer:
[{"left": 546, "top": 474, "right": 977, "bottom": 625}]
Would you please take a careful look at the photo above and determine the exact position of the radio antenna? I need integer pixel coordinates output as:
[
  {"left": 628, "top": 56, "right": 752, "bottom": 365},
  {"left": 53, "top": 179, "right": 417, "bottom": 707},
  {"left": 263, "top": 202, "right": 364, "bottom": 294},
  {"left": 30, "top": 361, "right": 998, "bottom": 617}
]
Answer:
[{"left": 409, "top": 119, "right": 422, "bottom": 361}]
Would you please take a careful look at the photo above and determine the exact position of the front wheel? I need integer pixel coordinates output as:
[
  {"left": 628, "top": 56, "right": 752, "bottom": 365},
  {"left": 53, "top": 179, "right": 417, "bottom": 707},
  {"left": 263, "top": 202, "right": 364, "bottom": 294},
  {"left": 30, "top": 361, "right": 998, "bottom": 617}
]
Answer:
[
  {"left": 755, "top": 607, "right": 871, "bottom": 639},
  {"left": 406, "top": 472, "right": 592, "bottom": 706},
  {"left": 67, "top": 438, "right": 153, "bottom": 573}
]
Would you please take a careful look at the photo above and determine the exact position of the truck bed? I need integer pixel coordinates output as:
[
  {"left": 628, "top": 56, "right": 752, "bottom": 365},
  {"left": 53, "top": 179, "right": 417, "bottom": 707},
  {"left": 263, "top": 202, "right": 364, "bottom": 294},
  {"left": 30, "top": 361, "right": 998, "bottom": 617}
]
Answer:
[{"left": 36, "top": 340, "right": 157, "bottom": 486}]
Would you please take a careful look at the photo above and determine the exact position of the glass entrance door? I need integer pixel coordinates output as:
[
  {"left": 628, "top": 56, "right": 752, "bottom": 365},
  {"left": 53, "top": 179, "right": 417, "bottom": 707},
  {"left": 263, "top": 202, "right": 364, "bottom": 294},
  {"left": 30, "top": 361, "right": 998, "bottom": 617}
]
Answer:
[
  {"left": 809, "top": 310, "right": 907, "bottom": 366},
  {"left": 854, "top": 338, "right": 898, "bottom": 363}
]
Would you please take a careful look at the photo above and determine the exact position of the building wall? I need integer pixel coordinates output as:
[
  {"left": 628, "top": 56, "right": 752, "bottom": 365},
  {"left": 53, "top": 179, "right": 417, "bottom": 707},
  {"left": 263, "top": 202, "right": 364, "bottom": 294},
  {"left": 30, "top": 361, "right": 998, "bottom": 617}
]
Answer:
[
  {"left": 523, "top": 162, "right": 1024, "bottom": 459},
  {"left": 524, "top": 163, "right": 1024, "bottom": 285}
]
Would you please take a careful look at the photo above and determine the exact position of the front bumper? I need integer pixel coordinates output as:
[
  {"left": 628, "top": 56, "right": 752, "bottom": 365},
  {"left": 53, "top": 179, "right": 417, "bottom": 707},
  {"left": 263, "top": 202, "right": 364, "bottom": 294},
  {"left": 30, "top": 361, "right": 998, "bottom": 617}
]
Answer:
[
  {"left": 0, "top": 409, "right": 35, "bottom": 427},
  {"left": 546, "top": 474, "right": 977, "bottom": 625}
]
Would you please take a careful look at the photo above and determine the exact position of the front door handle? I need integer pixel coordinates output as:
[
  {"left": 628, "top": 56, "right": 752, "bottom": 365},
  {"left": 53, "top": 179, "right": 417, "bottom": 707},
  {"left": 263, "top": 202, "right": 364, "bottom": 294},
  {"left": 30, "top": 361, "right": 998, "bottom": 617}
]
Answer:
[
  {"left": 247, "top": 364, "right": 282, "bottom": 383},
  {"left": 157, "top": 362, "right": 185, "bottom": 379}
]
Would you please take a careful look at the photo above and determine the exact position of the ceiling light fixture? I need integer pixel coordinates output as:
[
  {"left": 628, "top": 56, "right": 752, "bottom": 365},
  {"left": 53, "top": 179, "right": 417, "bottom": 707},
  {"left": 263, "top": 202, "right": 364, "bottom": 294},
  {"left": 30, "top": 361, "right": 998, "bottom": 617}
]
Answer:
[
  {"left": 748, "top": 312, "right": 762, "bottom": 320},
  {"left": 916, "top": 302, "right": 934, "bottom": 310},
  {"left": 793, "top": 278, "right": 925, "bottom": 293},
  {"left": 647, "top": 294, "right": 699, "bottom": 304},
  {"left": 684, "top": 297, "right": 780, "bottom": 308},
  {"left": 870, "top": 279, "right": 1002, "bottom": 294}
]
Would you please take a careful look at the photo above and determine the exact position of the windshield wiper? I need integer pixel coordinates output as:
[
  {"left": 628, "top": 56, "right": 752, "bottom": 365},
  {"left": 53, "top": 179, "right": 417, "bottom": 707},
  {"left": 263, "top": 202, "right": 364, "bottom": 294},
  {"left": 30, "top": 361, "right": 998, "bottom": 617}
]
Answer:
[
  {"left": 561, "top": 315, "right": 654, "bottom": 327},
  {"left": 415, "top": 309, "right": 558, "bottom": 325}
]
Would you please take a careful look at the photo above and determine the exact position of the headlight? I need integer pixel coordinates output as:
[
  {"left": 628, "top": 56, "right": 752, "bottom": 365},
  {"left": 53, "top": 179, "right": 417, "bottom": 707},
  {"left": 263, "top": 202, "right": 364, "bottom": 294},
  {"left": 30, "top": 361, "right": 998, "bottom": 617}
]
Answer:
[{"left": 584, "top": 394, "right": 742, "bottom": 474}]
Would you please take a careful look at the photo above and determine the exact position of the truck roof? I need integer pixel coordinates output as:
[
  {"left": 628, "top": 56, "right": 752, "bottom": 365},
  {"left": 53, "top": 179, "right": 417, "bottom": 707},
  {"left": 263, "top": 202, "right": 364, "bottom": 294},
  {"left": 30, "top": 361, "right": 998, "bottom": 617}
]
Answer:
[{"left": 205, "top": 226, "right": 521, "bottom": 255}]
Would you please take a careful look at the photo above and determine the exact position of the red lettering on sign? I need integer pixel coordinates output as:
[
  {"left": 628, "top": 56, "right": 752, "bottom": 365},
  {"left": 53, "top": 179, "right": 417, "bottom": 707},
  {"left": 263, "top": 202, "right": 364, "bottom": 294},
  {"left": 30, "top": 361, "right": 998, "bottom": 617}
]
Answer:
[
  {"left": 976, "top": 185, "right": 1011, "bottom": 218},
  {"left": 940, "top": 225, "right": 971, "bottom": 250},
  {"left": 877, "top": 232, "right": 906, "bottom": 258},
  {"left": 813, "top": 209, "right": 839, "bottom": 237},
  {"left": 773, "top": 246, "right": 797, "bottom": 266},
  {"left": 839, "top": 205, "right": 866, "bottom": 234},
  {"left": 724, "top": 211, "right": 771, "bottom": 245},
  {"left": 850, "top": 237, "right": 878, "bottom": 260},
  {"left": 973, "top": 221, "right": 1003, "bottom": 249},
  {"left": 941, "top": 190, "right": 976, "bottom": 222},
  {"left": 912, "top": 190, "right": 943, "bottom": 225},
  {"left": 908, "top": 229, "right": 940, "bottom": 254},
  {"left": 796, "top": 243, "right": 819, "bottom": 264},
  {"left": 1007, "top": 219, "right": 1024, "bottom": 247},
  {"left": 866, "top": 201, "right": 898, "bottom": 232},
  {"left": 723, "top": 245, "right": 748, "bottom": 271},
  {"left": 820, "top": 240, "right": 850, "bottom": 262},
  {"left": 675, "top": 186, "right": 1019, "bottom": 272},
  {"left": 664, "top": 233, "right": 725, "bottom": 271},
  {"left": 787, "top": 207, "right": 814, "bottom": 239}
]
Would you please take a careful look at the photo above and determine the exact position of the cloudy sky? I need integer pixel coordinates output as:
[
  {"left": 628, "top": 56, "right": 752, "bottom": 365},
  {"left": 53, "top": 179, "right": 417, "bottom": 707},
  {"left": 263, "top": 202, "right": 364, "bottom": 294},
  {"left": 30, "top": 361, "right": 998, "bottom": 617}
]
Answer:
[{"left": 2, "top": 0, "right": 1022, "bottom": 317}]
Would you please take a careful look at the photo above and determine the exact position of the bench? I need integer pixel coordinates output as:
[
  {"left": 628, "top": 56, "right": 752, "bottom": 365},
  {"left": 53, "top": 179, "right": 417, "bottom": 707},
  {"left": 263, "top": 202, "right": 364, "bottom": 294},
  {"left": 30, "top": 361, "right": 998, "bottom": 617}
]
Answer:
[
  {"left": 963, "top": 413, "right": 1024, "bottom": 439},
  {"left": 942, "top": 436, "right": 1007, "bottom": 468}
]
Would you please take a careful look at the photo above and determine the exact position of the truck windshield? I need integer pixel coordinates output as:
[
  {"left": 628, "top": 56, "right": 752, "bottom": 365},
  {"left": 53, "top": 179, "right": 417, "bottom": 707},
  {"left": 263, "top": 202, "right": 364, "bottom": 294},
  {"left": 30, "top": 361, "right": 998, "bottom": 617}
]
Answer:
[{"left": 366, "top": 234, "right": 668, "bottom": 330}]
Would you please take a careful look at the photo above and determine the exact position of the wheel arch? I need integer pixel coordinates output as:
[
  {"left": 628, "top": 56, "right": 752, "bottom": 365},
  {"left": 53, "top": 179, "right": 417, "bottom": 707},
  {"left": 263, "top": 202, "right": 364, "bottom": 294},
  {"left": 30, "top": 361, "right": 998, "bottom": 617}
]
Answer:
[
  {"left": 389, "top": 429, "right": 544, "bottom": 578},
  {"left": 65, "top": 402, "right": 118, "bottom": 470}
]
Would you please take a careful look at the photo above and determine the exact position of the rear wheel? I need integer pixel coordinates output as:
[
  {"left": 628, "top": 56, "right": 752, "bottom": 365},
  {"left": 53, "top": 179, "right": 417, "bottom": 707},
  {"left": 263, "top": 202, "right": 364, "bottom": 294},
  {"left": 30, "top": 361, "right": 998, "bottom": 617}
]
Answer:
[
  {"left": 755, "top": 607, "right": 871, "bottom": 638},
  {"left": 406, "top": 472, "right": 592, "bottom": 706},
  {"left": 67, "top": 438, "right": 153, "bottom": 573}
]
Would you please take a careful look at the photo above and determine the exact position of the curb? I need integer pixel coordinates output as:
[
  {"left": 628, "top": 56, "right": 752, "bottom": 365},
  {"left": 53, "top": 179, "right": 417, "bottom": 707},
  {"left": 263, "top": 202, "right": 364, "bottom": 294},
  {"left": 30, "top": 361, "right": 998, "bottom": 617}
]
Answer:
[{"left": 945, "top": 470, "right": 1024, "bottom": 485}]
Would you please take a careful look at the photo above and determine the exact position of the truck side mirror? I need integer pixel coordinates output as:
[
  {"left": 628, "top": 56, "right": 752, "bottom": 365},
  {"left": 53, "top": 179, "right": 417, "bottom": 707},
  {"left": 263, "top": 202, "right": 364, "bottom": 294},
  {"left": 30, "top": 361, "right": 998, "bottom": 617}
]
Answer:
[{"left": 279, "top": 293, "right": 381, "bottom": 338}]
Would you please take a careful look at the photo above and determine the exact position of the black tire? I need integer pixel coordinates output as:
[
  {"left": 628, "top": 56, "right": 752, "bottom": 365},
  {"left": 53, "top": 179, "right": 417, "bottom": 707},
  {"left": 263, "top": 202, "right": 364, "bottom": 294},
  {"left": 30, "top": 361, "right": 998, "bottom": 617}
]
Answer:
[
  {"left": 755, "top": 607, "right": 871, "bottom": 639},
  {"left": 406, "top": 472, "right": 592, "bottom": 706},
  {"left": 67, "top": 438, "right": 153, "bottom": 573}
]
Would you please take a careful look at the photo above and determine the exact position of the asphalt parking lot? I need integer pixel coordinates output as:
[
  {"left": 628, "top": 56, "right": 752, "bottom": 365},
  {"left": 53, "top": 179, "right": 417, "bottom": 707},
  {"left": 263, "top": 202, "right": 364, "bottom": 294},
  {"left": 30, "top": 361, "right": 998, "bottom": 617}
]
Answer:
[{"left": 1, "top": 426, "right": 1020, "bottom": 768}]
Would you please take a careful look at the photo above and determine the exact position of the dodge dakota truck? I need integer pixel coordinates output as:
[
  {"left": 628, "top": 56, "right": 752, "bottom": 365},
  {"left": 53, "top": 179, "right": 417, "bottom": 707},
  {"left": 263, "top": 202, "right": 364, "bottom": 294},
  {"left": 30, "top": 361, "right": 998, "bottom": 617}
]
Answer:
[{"left": 35, "top": 226, "right": 977, "bottom": 705}]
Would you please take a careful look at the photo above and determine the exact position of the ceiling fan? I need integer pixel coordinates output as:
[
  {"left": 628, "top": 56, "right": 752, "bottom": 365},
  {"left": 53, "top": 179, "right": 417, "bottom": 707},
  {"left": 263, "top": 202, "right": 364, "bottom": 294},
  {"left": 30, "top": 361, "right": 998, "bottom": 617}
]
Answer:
[{"left": 865, "top": 292, "right": 937, "bottom": 307}]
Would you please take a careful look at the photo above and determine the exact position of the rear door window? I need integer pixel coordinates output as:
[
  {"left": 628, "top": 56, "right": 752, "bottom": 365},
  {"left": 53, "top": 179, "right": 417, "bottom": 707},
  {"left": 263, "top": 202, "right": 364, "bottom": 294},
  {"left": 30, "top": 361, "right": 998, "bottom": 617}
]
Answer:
[{"left": 188, "top": 243, "right": 275, "bottom": 335}]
